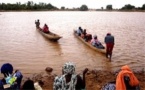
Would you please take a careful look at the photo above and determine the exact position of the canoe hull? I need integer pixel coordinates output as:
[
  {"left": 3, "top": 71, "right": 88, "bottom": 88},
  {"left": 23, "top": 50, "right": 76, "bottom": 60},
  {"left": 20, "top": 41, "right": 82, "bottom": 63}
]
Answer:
[
  {"left": 36, "top": 28, "right": 62, "bottom": 41},
  {"left": 74, "top": 30, "right": 106, "bottom": 55}
]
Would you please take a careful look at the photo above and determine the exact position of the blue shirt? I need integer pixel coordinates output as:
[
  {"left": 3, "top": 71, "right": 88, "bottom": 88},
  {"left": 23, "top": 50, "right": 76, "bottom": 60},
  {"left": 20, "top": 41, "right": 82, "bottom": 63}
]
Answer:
[{"left": 105, "top": 35, "right": 114, "bottom": 44}]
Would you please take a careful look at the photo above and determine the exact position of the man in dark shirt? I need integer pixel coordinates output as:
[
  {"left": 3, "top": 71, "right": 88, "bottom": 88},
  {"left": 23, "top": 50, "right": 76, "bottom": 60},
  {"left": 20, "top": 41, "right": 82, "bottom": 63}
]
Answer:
[{"left": 104, "top": 33, "right": 114, "bottom": 61}]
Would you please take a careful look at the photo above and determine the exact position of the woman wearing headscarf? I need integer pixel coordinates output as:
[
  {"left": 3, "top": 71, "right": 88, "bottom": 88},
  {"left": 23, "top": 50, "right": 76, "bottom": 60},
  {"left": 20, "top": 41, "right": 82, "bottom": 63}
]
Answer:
[
  {"left": 102, "top": 65, "right": 140, "bottom": 90},
  {"left": 91, "top": 35, "right": 105, "bottom": 49},
  {"left": 53, "top": 62, "right": 88, "bottom": 90},
  {"left": 116, "top": 65, "right": 140, "bottom": 90},
  {"left": 0, "top": 63, "right": 23, "bottom": 90}
]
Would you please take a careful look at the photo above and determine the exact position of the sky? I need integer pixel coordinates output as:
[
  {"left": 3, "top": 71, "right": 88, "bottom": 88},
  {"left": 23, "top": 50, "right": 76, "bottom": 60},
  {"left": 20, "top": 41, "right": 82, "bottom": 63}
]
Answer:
[{"left": 0, "top": 0, "right": 145, "bottom": 9}]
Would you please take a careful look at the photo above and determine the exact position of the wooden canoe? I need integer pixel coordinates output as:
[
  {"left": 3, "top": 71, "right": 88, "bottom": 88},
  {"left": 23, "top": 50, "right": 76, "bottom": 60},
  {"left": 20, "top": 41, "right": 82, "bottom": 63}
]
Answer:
[
  {"left": 36, "top": 28, "right": 62, "bottom": 41},
  {"left": 73, "top": 30, "right": 106, "bottom": 55}
]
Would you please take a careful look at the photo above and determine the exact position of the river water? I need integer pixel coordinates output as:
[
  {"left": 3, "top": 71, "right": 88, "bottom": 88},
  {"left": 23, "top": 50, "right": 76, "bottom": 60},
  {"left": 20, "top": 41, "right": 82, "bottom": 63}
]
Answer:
[{"left": 0, "top": 11, "right": 145, "bottom": 77}]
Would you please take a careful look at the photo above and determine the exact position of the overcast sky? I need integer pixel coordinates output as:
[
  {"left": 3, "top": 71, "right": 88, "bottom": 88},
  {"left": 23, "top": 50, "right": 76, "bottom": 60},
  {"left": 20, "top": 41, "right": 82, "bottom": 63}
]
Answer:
[{"left": 0, "top": 0, "right": 145, "bottom": 9}]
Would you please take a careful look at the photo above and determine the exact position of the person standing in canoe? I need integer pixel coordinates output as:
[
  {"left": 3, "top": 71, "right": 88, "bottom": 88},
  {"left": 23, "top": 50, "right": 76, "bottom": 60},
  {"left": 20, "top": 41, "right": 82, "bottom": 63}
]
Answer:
[
  {"left": 104, "top": 33, "right": 115, "bottom": 60},
  {"left": 42, "top": 24, "right": 49, "bottom": 33},
  {"left": 35, "top": 19, "right": 40, "bottom": 28}
]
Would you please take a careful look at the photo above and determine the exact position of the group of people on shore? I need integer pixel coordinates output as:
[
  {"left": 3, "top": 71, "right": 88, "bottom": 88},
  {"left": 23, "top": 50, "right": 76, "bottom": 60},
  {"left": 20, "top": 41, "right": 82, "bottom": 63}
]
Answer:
[
  {"left": 76, "top": 26, "right": 114, "bottom": 61},
  {"left": 0, "top": 62, "right": 140, "bottom": 90},
  {"left": 35, "top": 19, "right": 50, "bottom": 33},
  {"left": 0, "top": 63, "right": 43, "bottom": 90}
]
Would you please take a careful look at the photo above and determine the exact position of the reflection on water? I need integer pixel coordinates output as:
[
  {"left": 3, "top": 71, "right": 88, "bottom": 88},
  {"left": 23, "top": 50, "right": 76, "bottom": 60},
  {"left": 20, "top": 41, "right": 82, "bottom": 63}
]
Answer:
[{"left": 0, "top": 11, "right": 145, "bottom": 77}]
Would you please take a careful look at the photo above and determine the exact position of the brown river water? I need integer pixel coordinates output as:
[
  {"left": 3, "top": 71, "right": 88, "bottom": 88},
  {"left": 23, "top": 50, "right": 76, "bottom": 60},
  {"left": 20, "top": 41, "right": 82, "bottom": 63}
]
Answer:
[{"left": 0, "top": 11, "right": 145, "bottom": 77}]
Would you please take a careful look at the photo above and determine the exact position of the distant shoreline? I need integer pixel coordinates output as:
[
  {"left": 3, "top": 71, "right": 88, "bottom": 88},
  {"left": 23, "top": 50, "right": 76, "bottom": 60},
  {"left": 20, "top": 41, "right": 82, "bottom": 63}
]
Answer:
[{"left": 0, "top": 10, "right": 145, "bottom": 12}]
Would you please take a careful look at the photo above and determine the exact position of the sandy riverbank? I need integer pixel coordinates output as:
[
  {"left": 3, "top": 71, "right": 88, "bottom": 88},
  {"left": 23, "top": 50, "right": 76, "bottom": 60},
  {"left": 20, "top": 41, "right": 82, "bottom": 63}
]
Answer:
[{"left": 22, "top": 67, "right": 145, "bottom": 90}]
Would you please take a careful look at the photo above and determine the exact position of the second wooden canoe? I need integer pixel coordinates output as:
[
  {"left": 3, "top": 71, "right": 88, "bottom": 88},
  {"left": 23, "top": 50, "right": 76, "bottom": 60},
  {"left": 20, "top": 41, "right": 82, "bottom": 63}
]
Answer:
[{"left": 73, "top": 30, "right": 106, "bottom": 55}]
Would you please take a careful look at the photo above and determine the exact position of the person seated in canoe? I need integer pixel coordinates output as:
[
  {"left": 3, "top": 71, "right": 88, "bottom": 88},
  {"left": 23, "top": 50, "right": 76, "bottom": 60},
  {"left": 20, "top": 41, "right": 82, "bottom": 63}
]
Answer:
[
  {"left": 81, "top": 29, "right": 87, "bottom": 39},
  {"left": 101, "top": 65, "right": 140, "bottom": 90},
  {"left": 53, "top": 62, "right": 88, "bottom": 90},
  {"left": 42, "top": 24, "right": 49, "bottom": 33},
  {"left": 76, "top": 26, "right": 83, "bottom": 36},
  {"left": 35, "top": 19, "right": 40, "bottom": 28},
  {"left": 81, "top": 29, "right": 92, "bottom": 42},
  {"left": 90, "top": 35, "right": 105, "bottom": 49},
  {"left": 85, "top": 34, "right": 92, "bottom": 42}
]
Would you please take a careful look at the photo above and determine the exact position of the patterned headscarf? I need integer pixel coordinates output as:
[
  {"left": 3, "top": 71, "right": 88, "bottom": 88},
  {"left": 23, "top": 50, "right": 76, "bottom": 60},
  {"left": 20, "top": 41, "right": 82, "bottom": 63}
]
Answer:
[
  {"left": 62, "top": 62, "right": 76, "bottom": 75},
  {"left": 54, "top": 62, "right": 77, "bottom": 90}
]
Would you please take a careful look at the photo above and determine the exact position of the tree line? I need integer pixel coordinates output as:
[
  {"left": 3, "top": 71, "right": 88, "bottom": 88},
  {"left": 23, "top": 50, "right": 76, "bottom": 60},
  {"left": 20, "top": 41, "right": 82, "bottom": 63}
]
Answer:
[
  {"left": 106, "top": 4, "right": 145, "bottom": 11},
  {"left": 0, "top": 1, "right": 145, "bottom": 11},
  {"left": 0, "top": 1, "right": 88, "bottom": 11},
  {"left": 0, "top": 1, "right": 58, "bottom": 10}
]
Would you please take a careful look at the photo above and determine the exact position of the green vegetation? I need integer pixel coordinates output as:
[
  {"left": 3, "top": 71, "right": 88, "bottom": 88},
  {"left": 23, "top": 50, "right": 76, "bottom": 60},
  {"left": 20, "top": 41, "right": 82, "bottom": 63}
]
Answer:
[
  {"left": 0, "top": 1, "right": 145, "bottom": 11},
  {"left": 121, "top": 4, "right": 135, "bottom": 10},
  {"left": 80, "top": 5, "right": 88, "bottom": 11},
  {"left": 142, "top": 4, "right": 145, "bottom": 10},
  {"left": 120, "top": 4, "right": 145, "bottom": 10},
  {"left": 105, "top": 4, "right": 145, "bottom": 11},
  {"left": 106, "top": 5, "right": 112, "bottom": 10},
  {"left": 0, "top": 1, "right": 58, "bottom": 11}
]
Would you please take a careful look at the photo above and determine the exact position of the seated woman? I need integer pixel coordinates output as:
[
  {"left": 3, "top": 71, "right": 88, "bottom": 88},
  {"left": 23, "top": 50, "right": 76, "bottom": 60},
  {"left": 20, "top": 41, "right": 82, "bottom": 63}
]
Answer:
[
  {"left": 0, "top": 63, "right": 23, "bottom": 90},
  {"left": 90, "top": 35, "right": 105, "bottom": 49},
  {"left": 43, "top": 24, "right": 49, "bottom": 33},
  {"left": 81, "top": 29, "right": 87, "bottom": 39},
  {"left": 84, "top": 34, "right": 92, "bottom": 42},
  {"left": 102, "top": 65, "right": 140, "bottom": 90},
  {"left": 116, "top": 65, "right": 140, "bottom": 90},
  {"left": 81, "top": 29, "right": 93, "bottom": 42},
  {"left": 53, "top": 62, "right": 88, "bottom": 90}
]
